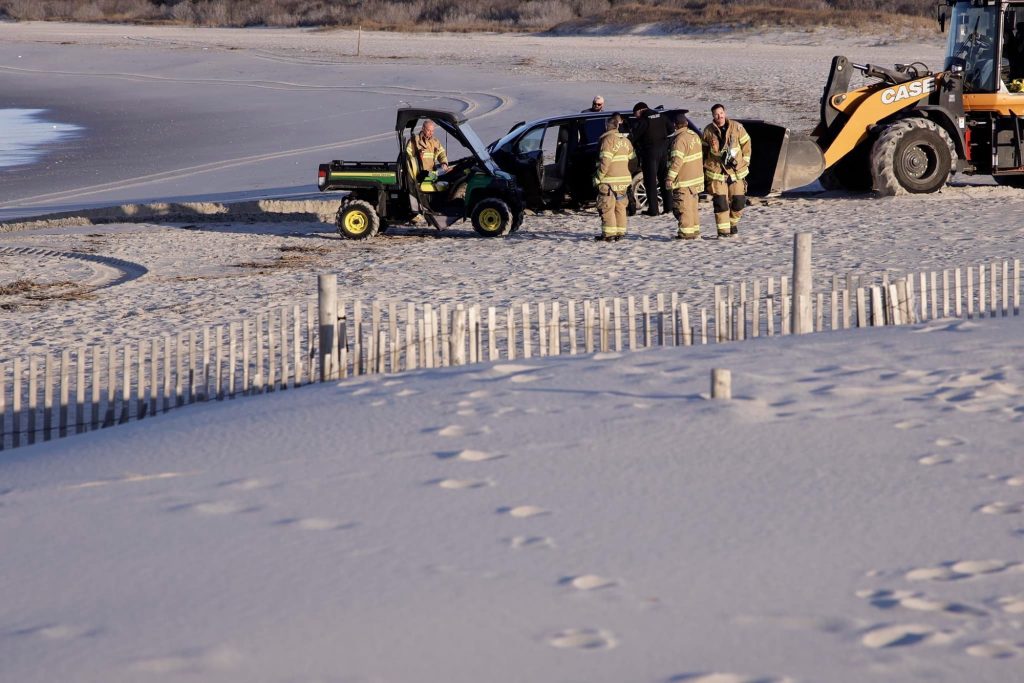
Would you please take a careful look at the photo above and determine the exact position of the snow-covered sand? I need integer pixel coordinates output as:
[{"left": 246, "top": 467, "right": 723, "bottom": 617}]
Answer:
[
  {"left": 3, "top": 318, "right": 1024, "bottom": 682},
  {"left": 2, "top": 21, "right": 1023, "bottom": 683}
]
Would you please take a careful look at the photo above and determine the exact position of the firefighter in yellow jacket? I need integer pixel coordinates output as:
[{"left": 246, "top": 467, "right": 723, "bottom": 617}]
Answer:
[
  {"left": 593, "top": 115, "right": 636, "bottom": 241},
  {"left": 702, "top": 103, "right": 751, "bottom": 237},
  {"left": 414, "top": 119, "right": 449, "bottom": 174},
  {"left": 665, "top": 113, "right": 704, "bottom": 240}
]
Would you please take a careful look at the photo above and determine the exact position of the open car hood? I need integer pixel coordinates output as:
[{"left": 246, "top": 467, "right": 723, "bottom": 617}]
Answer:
[{"left": 396, "top": 107, "right": 501, "bottom": 174}]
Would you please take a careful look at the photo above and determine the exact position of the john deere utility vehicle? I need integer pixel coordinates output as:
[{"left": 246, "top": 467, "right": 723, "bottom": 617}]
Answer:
[
  {"left": 317, "top": 108, "right": 524, "bottom": 239},
  {"left": 778, "top": 0, "right": 1024, "bottom": 195}
]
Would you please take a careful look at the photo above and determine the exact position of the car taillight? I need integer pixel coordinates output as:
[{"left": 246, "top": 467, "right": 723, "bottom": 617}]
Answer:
[
  {"left": 318, "top": 168, "right": 327, "bottom": 186},
  {"left": 964, "top": 127, "right": 972, "bottom": 161}
]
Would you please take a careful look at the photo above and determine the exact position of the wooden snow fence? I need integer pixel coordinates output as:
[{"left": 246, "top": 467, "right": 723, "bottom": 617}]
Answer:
[{"left": 0, "top": 256, "right": 1020, "bottom": 451}]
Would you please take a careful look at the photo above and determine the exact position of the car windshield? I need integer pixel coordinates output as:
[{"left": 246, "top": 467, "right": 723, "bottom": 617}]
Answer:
[
  {"left": 489, "top": 122, "right": 532, "bottom": 153},
  {"left": 946, "top": 3, "right": 1000, "bottom": 92}
]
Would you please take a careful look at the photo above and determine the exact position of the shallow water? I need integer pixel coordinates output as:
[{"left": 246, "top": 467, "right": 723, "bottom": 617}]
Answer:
[{"left": 0, "top": 108, "right": 82, "bottom": 169}]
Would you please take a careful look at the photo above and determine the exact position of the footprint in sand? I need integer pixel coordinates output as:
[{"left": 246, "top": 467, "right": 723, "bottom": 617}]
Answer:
[
  {"left": 65, "top": 471, "right": 193, "bottom": 490},
  {"left": 977, "top": 501, "right": 1024, "bottom": 515},
  {"left": 860, "top": 623, "right": 958, "bottom": 648},
  {"left": 905, "top": 559, "right": 1021, "bottom": 582},
  {"left": 499, "top": 505, "right": 549, "bottom": 518},
  {"left": 14, "top": 623, "right": 100, "bottom": 641},
  {"left": 894, "top": 419, "right": 927, "bottom": 430},
  {"left": 173, "top": 500, "right": 259, "bottom": 516},
  {"left": 435, "top": 478, "right": 493, "bottom": 490},
  {"left": 997, "top": 595, "right": 1024, "bottom": 614},
  {"left": 434, "top": 448, "right": 502, "bottom": 462},
  {"left": 857, "top": 589, "right": 987, "bottom": 617},
  {"left": 965, "top": 640, "right": 1024, "bottom": 659},
  {"left": 506, "top": 535, "right": 556, "bottom": 550},
  {"left": 129, "top": 645, "right": 243, "bottom": 674},
  {"left": 986, "top": 474, "right": 1024, "bottom": 487},
  {"left": 668, "top": 675, "right": 795, "bottom": 683},
  {"left": 934, "top": 436, "right": 966, "bottom": 448},
  {"left": 917, "top": 453, "right": 961, "bottom": 466},
  {"left": 562, "top": 574, "right": 616, "bottom": 591},
  {"left": 274, "top": 517, "right": 353, "bottom": 531},
  {"left": 436, "top": 425, "right": 468, "bottom": 437},
  {"left": 545, "top": 627, "right": 617, "bottom": 650},
  {"left": 218, "top": 478, "right": 271, "bottom": 491}
]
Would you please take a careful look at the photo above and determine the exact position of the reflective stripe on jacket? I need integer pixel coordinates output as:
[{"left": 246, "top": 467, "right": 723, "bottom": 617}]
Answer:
[
  {"left": 666, "top": 128, "right": 704, "bottom": 192},
  {"left": 594, "top": 130, "right": 636, "bottom": 193},
  {"left": 414, "top": 133, "right": 448, "bottom": 172},
  {"left": 702, "top": 120, "right": 751, "bottom": 183}
]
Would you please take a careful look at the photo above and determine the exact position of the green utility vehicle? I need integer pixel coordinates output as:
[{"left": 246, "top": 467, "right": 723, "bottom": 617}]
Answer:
[{"left": 317, "top": 108, "right": 525, "bottom": 239}]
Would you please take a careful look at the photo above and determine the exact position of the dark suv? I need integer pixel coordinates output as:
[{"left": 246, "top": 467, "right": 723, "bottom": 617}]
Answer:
[{"left": 487, "top": 108, "right": 696, "bottom": 213}]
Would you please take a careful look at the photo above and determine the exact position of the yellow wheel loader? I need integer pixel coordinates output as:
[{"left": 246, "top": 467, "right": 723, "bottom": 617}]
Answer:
[{"left": 770, "top": 0, "right": 1024, "bottom": 195}]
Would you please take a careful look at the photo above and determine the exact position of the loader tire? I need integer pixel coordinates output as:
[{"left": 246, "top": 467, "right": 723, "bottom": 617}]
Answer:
[
  {"left": 870, "top": 118, "right": 954, "bottom": 196},
  {"left": 336, "top": 200, "right": 380, "bottom": 240}
]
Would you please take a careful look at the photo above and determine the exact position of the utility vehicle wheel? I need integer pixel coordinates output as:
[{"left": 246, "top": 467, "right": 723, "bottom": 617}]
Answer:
[
  {"left": 336, "top": 200, "right": 380, "bottom": 240},
  {"left": 819, "top": 142, "right": 873, "bottom": 193},
  {"left": 628, "top": 173, "right": 663, "bottom": 215},
  {"left": 870, "top": 118, "right": 954, "bottom": 195},
  {"left": 993, "top": 175, "right": 1024, "bottom": 189},
  {"left": 471, "top": 198, "right": 514, "bottom": 237},
  {"left": 510, "top": 207, "right": 525, "bottom": 233}
]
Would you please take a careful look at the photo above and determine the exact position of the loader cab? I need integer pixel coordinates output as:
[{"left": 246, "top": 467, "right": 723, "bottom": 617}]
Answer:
[{"left": 943, "top": 0, "right": 1024, "bottom": 92}]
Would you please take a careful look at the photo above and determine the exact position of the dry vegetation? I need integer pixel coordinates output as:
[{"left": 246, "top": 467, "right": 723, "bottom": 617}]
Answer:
[
  {"left": 232, "top": 244, "right": 330, "bottom": 272},
  {"left": 0, "top": 0, "right": 936, "bottom": 31},
  {"left": 0, "top": 279, "right": 95, "bottom": 310}
]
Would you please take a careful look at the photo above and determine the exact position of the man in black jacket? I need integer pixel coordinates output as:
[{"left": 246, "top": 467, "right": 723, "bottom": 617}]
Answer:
[{"left": 631, "top": 102, "right": 673, "bottom": 216}]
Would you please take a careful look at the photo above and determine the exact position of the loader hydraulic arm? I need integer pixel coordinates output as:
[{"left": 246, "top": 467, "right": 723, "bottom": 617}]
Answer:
[{"left": 820, "top": 65, "right": 941, "bottom": 169}]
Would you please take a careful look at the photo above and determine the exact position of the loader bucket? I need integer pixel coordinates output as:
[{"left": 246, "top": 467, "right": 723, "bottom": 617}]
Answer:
[{"left": 737, "top": 120, "right": 825, "bottom": 195}]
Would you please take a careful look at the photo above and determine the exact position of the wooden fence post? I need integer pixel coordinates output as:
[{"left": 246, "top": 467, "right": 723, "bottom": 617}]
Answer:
[
  {"left": 856, "top": 287, "right": 867, "bottom": 328},
  {"left": 567, "top": 300, "right": 577, "bottom": 355},
  {"left": 488, "top": 306, "right": 498, "bottom": 360},
  {"left": 711, "top": 368, "right": 731, "bottom": 400},
  {"left": 59, "top": 350, "right": 69, "bottom": 438},
  {"left": 791, "top": 232, "right": 813, "bottom": 334},
  {"left": 318, "top": 274, "right": 336, "bottom": 381},
  {"left": 75, "top": 347, "right": 86, "bottom": 433},
  {"left": 506, "top": 306, "right": 516, "bottom": 360},
  {"left": 92, "top": 346, "right": 102, "bottom": 429},
  {"left": 979, "top": 265, "right": 986, "bottom": 318},
  {"left": 966, "top": 266, "right": 975, "bottom": 318},
  {"left": 0, "top": 362, "right": 5, "bottom": 449},
  {"left": 43, "top": 354, "right": 54, "bottom": 440},
  {"left": 12, "top": 358, "right": 22, "bottom": 447}
]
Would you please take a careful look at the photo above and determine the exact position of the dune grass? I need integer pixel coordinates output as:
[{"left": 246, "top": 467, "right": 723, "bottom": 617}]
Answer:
[{"left": 0, "top": 0, "right": 936, "bottom": 32}]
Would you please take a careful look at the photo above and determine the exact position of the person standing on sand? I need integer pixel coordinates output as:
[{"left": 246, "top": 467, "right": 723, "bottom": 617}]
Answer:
[
  {"left": 665, "top": 112, "right": 704, "bottom": 240},
  {"left": 702, "top": 103, "right": 750, "bottom": 237},
  {"left": 582, "top": 96, "right": 605, "bottom": 113},
  {"left": 593, "top": 114, "right": 635, "bottom": 242},
  {"left": 631, "top": 102, "right": 674, "bottom": 217}
]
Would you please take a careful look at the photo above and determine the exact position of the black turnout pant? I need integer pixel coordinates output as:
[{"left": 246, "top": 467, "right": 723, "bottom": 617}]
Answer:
[{"left": 641, "top": 146, "right": 671, "bottom": 216}]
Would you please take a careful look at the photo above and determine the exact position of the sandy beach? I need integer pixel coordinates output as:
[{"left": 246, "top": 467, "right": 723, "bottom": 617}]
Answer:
[{"left": 2, "top": 20, "right": 1023, "bottom": 683}]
